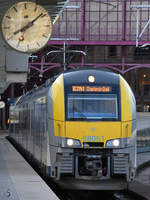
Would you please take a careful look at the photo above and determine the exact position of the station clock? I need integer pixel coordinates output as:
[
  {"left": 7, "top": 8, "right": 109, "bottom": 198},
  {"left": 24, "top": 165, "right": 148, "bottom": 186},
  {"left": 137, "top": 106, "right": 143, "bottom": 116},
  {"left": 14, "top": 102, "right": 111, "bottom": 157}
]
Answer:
[{"left": 1, "top": 1, "right": 52, "bottom": 53}]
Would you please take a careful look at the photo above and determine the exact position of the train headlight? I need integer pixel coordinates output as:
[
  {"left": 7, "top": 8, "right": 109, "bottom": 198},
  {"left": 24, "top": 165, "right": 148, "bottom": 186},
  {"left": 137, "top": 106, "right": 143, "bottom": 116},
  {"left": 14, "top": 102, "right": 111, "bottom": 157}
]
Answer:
[
  {"left": 62, "top": 138, "right": 81, "bottom": 148},
  {"left": 67, "top": 139, "right": 74, "bottom": 146},
  {"left": 113, "top": 139, "right": 120, "bottom": 147},
  {"left": 106, "top": 139, "right": 120, "bottom": 148}
]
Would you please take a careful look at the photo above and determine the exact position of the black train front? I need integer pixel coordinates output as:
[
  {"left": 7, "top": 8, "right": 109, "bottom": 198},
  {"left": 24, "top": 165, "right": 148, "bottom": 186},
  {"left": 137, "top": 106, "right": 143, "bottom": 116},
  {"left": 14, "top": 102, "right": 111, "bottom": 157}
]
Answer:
[{"left": 9, "top": 69, "right": 136, "bottom": 190}]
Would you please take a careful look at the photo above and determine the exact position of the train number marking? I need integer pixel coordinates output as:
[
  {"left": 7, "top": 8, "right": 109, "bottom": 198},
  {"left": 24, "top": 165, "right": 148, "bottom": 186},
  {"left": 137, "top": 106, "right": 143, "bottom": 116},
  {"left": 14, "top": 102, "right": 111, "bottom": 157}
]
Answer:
[{"left": 83, "top": 136, "right": 104, "bottom": 142}]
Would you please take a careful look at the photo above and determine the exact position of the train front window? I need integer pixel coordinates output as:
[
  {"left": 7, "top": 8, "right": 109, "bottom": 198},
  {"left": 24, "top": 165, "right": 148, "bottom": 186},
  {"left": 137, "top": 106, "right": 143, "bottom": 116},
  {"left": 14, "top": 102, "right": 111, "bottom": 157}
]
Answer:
[{"left": 67, "top": 94, "right": 118, "bottom": 121}]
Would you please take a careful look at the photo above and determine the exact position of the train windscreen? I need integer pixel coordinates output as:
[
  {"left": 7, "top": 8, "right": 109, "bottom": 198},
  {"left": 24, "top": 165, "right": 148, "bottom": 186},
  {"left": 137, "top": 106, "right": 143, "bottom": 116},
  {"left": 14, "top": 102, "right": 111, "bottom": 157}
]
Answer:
[{"left": 67, "top": 94, "right": 118, "bottom": 121}]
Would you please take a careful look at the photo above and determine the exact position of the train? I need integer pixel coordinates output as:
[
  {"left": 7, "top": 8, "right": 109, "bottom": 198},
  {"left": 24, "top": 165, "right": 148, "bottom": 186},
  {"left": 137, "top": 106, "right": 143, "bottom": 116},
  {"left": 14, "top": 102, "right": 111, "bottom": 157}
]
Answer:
[{"left": 9, "top": 68, "right": 136, "bottom": 190}]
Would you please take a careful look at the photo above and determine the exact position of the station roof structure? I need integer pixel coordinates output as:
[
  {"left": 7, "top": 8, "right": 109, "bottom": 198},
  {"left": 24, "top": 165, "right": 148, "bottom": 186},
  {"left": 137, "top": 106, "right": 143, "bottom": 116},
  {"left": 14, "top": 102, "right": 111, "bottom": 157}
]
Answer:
[
  {"left": 1, "top": 0, "right": 150, "bottom": 95},
  {"left": 0, "top": 0, "right": 69, "bottom": 25},
  {"left": 0, "top": 0, "right": 69, "bottom": 94}
]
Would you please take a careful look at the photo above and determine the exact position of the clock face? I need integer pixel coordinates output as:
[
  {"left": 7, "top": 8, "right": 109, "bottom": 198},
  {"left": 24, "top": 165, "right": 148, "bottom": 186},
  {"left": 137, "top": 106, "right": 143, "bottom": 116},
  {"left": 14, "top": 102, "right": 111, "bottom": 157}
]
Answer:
[{"left": 1, "top": 1, "right": 52, "bottom": 53}]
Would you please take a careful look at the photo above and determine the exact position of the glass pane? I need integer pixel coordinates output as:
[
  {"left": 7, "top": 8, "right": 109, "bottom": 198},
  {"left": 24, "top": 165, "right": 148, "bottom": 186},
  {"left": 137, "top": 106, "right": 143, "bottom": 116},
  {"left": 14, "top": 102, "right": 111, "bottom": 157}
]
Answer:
[{"left": 67, "top": 94, "right": 118, "bottom": 120}]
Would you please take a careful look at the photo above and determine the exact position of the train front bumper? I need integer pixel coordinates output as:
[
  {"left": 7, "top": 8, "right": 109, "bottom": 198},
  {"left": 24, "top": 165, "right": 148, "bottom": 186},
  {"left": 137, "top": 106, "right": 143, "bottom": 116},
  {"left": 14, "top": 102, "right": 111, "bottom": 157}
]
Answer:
[{"left": 54, "top": 146, "right": 135, "bottom": 182}]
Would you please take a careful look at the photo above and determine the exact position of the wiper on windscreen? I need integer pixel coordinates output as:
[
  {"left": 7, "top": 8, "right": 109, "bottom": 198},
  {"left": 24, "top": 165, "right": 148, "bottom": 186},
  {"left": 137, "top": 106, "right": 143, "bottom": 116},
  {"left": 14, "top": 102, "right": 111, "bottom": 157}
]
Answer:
[
  {"left": 72, "top": 105, "right": 87, "bottom": 119},
  {"left": 98, "top": 117, "right": 117, "bottom": 121}
]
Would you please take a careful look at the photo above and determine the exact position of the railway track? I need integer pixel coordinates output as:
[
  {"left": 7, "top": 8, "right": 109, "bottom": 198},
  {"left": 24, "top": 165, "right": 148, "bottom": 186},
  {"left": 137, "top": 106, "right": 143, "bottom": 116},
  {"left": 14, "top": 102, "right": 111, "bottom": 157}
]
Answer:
[{"left": 61, "top": 190, "right": 143, "bottom": 200}]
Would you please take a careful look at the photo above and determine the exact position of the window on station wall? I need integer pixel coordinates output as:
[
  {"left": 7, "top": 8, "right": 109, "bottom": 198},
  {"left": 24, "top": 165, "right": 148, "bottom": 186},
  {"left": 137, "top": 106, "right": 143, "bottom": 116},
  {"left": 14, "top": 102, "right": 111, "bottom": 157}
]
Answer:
[
  {"left": 108, "top": 46, "right": 117, "bottom": 57},
  {"left": 85, "top": 45, "right": 122, "bottom": 63},
  {"left": 143, "top": 85, "right": 150, "bottom": 96},
  {"left": 85, "top": 46, "right": 106, "bottom": 63},
  {"left": 126, "top": 1, "right": 150, "bottom": 41},
  {"left": 134, "top": 47, "right": 150, "bottom": 62},
  {"left": 85, "top": 1, "right": 122, "bottom": 41},
  {"left": 85, "top": 46, "right": 94, "bottom": 63},
  {"left": 107, "top": 46, "right": 122, "bottom": 63},
  {"left": 66, "top": 46, "right": 82, "bottom": 63}
]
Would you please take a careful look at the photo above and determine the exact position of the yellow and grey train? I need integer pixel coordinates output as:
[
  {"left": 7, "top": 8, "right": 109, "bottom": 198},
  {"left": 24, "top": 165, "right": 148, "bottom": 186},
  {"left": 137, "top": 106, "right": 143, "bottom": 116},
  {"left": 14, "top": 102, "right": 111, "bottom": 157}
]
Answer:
[{"left": 9, "top": 69, "right": 136, "bottom": 190}]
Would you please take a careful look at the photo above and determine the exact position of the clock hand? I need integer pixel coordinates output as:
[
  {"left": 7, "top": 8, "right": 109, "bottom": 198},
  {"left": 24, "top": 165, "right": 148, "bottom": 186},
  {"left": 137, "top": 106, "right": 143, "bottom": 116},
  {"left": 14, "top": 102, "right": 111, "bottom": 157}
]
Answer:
[
  {"left": 30, "top": 13, "right": 43, "bottom": 24},
  {"left": 13, "top": 13, "right": 43, "bottom": 35}
]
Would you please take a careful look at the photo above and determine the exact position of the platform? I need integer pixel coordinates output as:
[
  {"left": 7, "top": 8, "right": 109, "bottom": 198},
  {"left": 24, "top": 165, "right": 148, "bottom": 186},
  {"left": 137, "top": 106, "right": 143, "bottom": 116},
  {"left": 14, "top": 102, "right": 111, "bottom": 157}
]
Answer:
[
  {"left": 0, "top": 131, "right": 59, "bottom": 200},
  {"left": 128, "top": 112, "right": 150, "bottom": 200},
  {"left": 130, "top": 153, "right": 150, "bottom": 200},
  {"left": 136, "top": 112, "right": 150, "bottom": 130}
]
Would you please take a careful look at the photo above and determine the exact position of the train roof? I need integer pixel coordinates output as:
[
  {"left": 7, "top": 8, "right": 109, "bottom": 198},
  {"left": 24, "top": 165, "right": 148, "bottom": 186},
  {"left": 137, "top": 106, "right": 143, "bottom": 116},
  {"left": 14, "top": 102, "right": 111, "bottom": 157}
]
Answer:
[
  {"left": 16, "top": 68, "right": 120, "bottom": 105},
  {"left": 63, "top": 68, "right": 119, "bottom": 85}
]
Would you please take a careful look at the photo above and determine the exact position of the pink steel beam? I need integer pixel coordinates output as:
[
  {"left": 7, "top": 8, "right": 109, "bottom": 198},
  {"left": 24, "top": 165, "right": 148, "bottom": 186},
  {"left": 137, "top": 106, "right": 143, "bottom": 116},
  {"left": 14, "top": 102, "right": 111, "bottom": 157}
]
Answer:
[
  {"left": 48, "top": 40, "right": 150, "bottom": 46},
  {"left": 81, "top": 0, "right": 85, "bottom": 41},
  {"left": 29, "top": 62, "right": 150, "bottom": 75},
  {"left": 29, "top": 64, "right": 61, "bottom": 74},
  {"left": 122, "top": 1, "right": 126, "bottom": 41}
]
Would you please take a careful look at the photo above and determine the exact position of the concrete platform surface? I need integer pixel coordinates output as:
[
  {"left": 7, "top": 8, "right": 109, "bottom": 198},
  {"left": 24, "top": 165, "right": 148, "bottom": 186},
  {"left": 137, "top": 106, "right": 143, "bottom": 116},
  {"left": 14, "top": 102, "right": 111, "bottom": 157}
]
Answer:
[
  {"left": 0, "top": 137, "right": 59, "bottom": 200},
  {"left": 128, "top": 181, "right": 150, "bottom": 200},
  {"left": 137, "top": 112, "right": 150, "bottom": 130},
  {"left": 136, "top": 165, "right": 150, "bottom": 185},
  {"left": 128, "top": 157, "right": 150, "bottom": 200},
  {"left": 137, "top": 152, "right": 150, "bottom": 168},
  {"left": 130, "top": 113, "right": 150, "bottom": 200}
]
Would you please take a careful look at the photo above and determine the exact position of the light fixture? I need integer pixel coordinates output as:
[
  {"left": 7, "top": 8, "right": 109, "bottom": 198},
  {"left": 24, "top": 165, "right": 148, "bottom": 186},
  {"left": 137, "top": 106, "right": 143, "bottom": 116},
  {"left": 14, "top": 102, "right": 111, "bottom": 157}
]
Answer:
[
  {"left": 88, "top": 75, "right": 95, "bottom": 83},
  {"left": 67, "top": 139, "right": 74, "bottom": 146},
  {"left": 62, "top": 138, "right": 81, "bottom": 148},
  {"left": 0, "top": 101, "right": 5, "bottom": 109},
  {"left": 112, "top": 139, "right": 120, "bottom": 147},
  {"left": 106, "top": 139, "right": 120, "bottom": 148}
]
